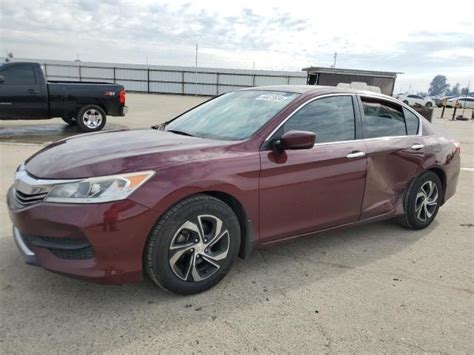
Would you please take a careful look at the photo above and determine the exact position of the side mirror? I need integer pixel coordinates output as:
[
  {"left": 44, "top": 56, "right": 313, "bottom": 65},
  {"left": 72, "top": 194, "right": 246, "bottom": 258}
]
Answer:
[
  {"left": 274, "top": 130, "right": 315, "bottom": 151},
  {"left": 0, "top": 75, "right": 4, "bottom": 84}
]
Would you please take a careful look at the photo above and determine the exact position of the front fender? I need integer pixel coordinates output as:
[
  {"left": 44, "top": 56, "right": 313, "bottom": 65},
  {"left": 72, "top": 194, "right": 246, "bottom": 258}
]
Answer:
[{"left": 129, "top": 157, "right": 261, "bottom": 244}]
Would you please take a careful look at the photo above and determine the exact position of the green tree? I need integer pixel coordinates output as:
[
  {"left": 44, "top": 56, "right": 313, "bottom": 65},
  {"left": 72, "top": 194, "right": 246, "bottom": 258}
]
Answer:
[
  {"left": 449, "top": 83, "right": 460, "bottom": 96},
  {"left": 428, "top": 75, "right": 449, "bottom": 96},
  {"left": 460, "top": 87, "right": 470, "bottom": 95}
]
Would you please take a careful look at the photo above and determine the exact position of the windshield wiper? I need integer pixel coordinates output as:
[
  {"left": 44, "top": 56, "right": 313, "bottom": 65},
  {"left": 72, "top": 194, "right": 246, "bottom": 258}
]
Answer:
[{"left": 166, "top": 129, "right": 194, "bottom": 137}]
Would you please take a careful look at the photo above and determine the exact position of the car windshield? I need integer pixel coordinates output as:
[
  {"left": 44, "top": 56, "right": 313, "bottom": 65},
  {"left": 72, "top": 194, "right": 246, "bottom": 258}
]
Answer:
[{"left": 165, "top": 90, "right": 299, "bottom": 140}]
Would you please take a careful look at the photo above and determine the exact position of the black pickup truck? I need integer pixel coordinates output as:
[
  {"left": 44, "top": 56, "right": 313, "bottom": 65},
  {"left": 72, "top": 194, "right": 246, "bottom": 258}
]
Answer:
[{"left": 0, "top": 62, "right": 127, "bottom": 132}]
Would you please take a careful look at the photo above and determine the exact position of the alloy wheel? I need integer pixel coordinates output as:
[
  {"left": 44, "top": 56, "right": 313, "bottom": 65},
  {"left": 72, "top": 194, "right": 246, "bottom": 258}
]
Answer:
[
  {"left": 415, "top": 180, "right": 439, "bottom": 222},
  {"left": 82, "top": 109, "right": 103, "bottom": 129},
  {"left": 168, "top": 215, "right": 230, "bottom": 282}
]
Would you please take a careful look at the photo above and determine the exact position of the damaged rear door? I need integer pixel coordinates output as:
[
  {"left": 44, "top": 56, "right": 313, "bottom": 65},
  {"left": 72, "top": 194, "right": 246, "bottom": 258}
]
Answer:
[{"left": 357, "top": 95, "right": 426, "bottom": 219}]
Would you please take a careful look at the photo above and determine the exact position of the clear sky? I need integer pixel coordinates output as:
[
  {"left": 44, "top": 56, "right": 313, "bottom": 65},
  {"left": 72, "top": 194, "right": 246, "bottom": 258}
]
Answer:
[{"left": 1, "top": 0, "right": 473, "bottom": 93}]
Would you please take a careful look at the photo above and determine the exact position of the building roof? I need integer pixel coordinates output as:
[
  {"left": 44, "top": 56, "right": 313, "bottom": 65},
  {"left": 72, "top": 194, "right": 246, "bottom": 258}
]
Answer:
[{"left": 302, "top": 66, "right": 402, "bottom": 78}]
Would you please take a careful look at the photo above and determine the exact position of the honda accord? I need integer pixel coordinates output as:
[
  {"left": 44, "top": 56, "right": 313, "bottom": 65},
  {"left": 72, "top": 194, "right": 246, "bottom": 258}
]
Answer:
[{"left": 7, "top": 86, "right": 460, "bottom": 294}]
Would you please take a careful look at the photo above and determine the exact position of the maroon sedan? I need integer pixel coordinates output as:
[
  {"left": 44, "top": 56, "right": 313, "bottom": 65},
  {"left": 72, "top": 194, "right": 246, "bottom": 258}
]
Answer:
[{"left": 7, "top": 86, "right": 460, "bottom": 294}]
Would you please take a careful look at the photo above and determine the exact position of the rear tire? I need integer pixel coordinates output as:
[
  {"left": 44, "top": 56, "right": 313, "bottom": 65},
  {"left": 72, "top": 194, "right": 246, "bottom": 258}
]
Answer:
[
  {"left": 425, "top": 102, "right": 433, "bottom": 107},
  {"left": 76, "top": 105, "right": 106, "bottom": 132},
  {"left": 398, "top": 171, "right": 442, "bottom": 230},
  {"left": 61, "top": 116, "right": 76, "bottom": 126},
  {"left": 144, "top": 194, "right": 241, "bottom": 295}
]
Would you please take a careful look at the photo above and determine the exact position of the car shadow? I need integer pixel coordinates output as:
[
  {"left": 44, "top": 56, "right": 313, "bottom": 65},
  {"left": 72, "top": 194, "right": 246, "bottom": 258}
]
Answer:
[
  {"left": 0, "top": 218, "right": 438, "bottom": 352},
  {"left": 0, "top": 122, "right": 128, "bottom": 144}
]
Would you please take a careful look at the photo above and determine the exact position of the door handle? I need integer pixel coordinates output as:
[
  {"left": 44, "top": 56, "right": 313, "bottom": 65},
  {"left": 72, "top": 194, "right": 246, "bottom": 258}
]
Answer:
[
  {"left": 27, "top": 89, "right": 39, "bottom": 94},
  {"left": 346, "top": 151, "right": 366, "bottom": 159},
  {"left": 410, "top": 143, "right": 424, "bottom": 150}
]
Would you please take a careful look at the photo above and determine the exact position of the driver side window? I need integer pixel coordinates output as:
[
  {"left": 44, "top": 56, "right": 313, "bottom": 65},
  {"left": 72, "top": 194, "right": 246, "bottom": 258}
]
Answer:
[
  {"left": 0, "top": 64, "right": 37, "bottom": 85},
  {"left": 280, "top": 95, "right": 356, "bottom": 144}
]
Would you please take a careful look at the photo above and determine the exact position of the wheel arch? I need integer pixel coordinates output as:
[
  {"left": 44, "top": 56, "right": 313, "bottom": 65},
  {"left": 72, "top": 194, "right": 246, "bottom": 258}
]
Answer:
[
  {"left": 75, "top": 102, "right": 108, "bottom": 117},
  {"left": 402, "top": 166, "right": 447, "bottom": 215},
  {"left": 200, "top": 191, "right": 255, "bottom": 259},
  {"left": 427, "top": 166, "right": 447, "bottom": 205},
  {"left": 143, "top": 189, "right": 256, "bottom": 263}
]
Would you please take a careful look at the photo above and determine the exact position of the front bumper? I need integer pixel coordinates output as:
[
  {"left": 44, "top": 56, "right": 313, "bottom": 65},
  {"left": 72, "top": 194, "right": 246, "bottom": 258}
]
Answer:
[
  {"left": 7, "top": 187, "right": 157, "bottom": 284},
  {"left": 13, "top": 227, "right": 37, "bottom": 265}
]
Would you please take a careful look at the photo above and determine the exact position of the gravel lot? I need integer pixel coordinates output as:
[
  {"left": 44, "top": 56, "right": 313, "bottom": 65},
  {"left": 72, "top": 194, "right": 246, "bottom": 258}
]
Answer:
[{"left": 0, "top": 93, "right": 473, "bottom": 353}]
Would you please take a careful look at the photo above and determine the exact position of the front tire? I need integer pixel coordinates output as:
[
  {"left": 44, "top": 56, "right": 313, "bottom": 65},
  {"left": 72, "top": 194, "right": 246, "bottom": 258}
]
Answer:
[
  {"left": 425, "top": 102, "right": 433, "bottom": 107},
  {"left": 398, "top": 171, "right": 442, "bottom": 230},
  {"left": 145, "top": 195, "right": 241, "bottom": 295},
  {"left": 76, "top": 105, "right": 106, "bottom": 132},
  {"left": 403, "top": 100, "right": 409, "bottom": 105}
]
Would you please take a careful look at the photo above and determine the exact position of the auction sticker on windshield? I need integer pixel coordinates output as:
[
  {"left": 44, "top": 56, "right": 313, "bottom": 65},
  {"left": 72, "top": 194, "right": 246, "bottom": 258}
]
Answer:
[{"left": 255, "top": 94, "right": 291, "bottom": 102}]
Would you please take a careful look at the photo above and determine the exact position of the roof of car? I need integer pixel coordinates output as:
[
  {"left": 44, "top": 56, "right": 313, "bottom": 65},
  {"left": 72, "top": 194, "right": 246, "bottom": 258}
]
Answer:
[{"left": 240, "top": 84, "right": 391, "bottom": 98}]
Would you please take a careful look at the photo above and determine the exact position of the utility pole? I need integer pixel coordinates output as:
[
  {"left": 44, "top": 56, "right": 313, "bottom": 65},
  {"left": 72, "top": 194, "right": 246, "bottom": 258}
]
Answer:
[
  {"left": 461, "top": 81, "right": 470, "bottom": 118},
  {"left": 333, "top": 52, "right": 337, "bottom": 68},
  {"left": 195, "top": 43, "right": 198, "bottom": 96}
]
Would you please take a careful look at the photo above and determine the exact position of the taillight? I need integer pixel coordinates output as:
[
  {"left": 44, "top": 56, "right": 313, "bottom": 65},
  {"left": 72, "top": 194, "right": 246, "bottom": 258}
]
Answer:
[
  {"left": 453, "top": 142, "right": 461, "bottom": 154},
  {"left": 119, "top": 89, "right": 126, "bottom": 105}
]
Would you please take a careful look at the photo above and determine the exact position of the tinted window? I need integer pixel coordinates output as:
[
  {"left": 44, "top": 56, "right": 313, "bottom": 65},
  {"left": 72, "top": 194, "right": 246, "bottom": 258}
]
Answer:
[
  {"left": 361, "top": 98, "right": 406, "bottom": 138},
  {"left": 403, "top": 108, "right": 419, "bottom": 135},
  {"left": 0, "top": 64, "right": 36, "bottom": 85},
  {"left": 281, "top": 96, "right": 355, "bottom": 143}
]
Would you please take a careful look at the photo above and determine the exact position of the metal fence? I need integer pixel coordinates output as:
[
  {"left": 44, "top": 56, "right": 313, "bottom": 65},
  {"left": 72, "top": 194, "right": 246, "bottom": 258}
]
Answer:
[{"left": 21, "top": 58, "right": 307, "bottom": 96}]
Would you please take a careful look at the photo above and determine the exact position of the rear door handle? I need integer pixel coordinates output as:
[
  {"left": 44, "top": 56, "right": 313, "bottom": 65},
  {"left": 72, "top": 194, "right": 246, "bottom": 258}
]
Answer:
[
  {"left": 411, "top": 143, "right": 424, "bottom": 150},
  {"left": 346, "top": 151, "right": 366, "bottom": 159},
  {"left": 27, "top": 89, "right": 39, "bottom": 94}
]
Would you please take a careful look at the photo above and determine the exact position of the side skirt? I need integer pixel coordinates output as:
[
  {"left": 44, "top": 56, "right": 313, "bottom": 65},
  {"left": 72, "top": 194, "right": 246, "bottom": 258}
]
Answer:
[{"left": 259, "top": 211, "right": 398, "bottom": 247}]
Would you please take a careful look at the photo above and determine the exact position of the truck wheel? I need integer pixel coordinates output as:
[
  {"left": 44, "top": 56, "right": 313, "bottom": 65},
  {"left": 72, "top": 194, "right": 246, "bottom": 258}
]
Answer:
[
  {"left": 61, "top": 116, "right": 77, "bottom": 126},
  {"left": 77, "top": 105, "right": 106, "bottom": 132}
]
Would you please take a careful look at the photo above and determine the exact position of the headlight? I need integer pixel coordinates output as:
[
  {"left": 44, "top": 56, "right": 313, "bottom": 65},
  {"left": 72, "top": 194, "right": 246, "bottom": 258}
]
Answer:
[{"left": 44, "top": 171, "right": 154, "bottom": 204}]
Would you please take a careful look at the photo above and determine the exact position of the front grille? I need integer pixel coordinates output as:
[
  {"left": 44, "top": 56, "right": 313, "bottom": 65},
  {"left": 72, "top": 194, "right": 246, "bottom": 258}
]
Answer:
[
  {"left": 48, "top": 246, "right": 94, "bottom": 260},
  {"left": 14, "top": 189, "right": 47, "bottom": 206}
]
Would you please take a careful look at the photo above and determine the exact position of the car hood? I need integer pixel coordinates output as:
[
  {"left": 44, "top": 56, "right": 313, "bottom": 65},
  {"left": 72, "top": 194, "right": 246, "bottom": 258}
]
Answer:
[{"left": 25, "top": 129, "right": 234, "bottom": 179}]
